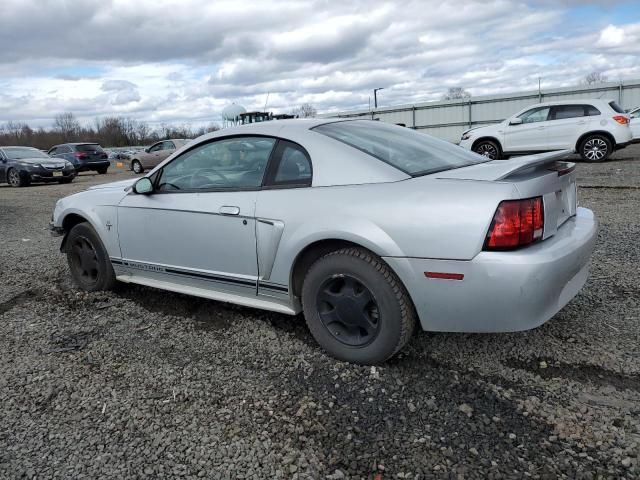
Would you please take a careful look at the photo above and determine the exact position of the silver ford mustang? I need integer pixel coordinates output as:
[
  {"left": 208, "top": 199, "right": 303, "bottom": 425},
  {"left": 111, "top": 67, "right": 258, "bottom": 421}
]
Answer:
[{"left": 50, "top": 119, "right": 598, "bottom": 364}]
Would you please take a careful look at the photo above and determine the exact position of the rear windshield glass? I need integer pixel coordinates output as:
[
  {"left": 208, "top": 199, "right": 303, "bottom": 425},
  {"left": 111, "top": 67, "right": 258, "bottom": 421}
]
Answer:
[
  {"left": 3, "top": 147, "right": 49, "bottom": 160},
  {"left": 76, "top": 144, "right": 104, "bottom": 152},
  {"left": 313, "top": 120, "right": 487, "bottom": 176},
  {"left": 609, "top": 101, "right": 625, "bottom": 114}
]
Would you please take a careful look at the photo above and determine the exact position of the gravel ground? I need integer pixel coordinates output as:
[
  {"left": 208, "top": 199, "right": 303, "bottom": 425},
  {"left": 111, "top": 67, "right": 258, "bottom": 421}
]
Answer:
[{"left": 1, "top": 147, "right": 639, "bottom": 479}]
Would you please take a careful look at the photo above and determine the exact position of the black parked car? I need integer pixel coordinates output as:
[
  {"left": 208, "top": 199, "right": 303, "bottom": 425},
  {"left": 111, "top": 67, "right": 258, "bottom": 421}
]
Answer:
[
  {"left": 48, "top": 143, "right": 110, "bottom": 174},
  {"left": 0, "top": 146, "right": 76, "bottom": 187}
]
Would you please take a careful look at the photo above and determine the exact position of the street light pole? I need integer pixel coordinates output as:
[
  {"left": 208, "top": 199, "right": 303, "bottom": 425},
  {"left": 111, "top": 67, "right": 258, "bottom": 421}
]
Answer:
[{"left": 373, "top": 87, "right": 384, "bottom": 109}]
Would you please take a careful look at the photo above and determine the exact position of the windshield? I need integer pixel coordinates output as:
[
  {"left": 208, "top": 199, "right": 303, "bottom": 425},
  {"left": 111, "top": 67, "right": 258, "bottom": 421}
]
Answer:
[
  {"left": 313, "top": 120, "right": 487, "bottom": 176},
  {"left": 3, "top": 147, "right": 49, "bottom": 160},
  {"left": 76, "top": 144, "right": 104, "bottom": 153}
]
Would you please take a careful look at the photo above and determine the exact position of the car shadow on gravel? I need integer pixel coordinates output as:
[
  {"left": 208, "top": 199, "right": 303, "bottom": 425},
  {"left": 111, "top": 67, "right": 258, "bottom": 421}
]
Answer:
[
  {"left": 506, "top": 358, "right": 640, "bottom": 393},
  {"left": 117, "top": 284, "right": 314, "bottom": 343}
]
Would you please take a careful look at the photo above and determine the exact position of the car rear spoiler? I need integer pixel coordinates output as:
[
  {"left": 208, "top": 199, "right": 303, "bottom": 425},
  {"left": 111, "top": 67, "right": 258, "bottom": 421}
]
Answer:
[
  {"left": 493, "top": 150, "right": 574, "bottom": 180},
  {"left": 436, "top": 150, "right": 574, "bottom": 182}
]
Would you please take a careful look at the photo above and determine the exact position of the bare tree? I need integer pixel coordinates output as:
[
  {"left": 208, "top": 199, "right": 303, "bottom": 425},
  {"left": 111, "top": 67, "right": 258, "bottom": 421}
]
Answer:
[
  {"left": 291, "top": 103, "right": 317, "bottom": 118},
  {"left": 582, "top": 71, "right": 608, "bottom": 86},
  {"left": 442, "top": 87, "right": 471, "bottom": 101},
  {"left": 53, "top": 112, "right": 81, "bottom": 140}
]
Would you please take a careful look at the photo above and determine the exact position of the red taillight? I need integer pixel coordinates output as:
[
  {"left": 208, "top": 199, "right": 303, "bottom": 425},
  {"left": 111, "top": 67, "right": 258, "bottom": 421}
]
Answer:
[
  {"left": 74, "top": 152, "right": 89, "bottom": 159},
  {"left": 613, "top": 115, "right": 629, "bottom": 125},
  {"left": 484, "top": 197, "right": 544, "bottom": 250}
]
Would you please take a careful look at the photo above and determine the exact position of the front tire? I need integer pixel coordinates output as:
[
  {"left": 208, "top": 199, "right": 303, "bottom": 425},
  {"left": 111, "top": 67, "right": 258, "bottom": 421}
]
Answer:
[
  {"left": 96, "top": 167, "right": 108, "bottom": 174},
  {"left": 579, "top": 134, "right": 612, "bottom": 162},
  {"left": 66, "top": 223, "right": 116, "bottom": 291},
  {"left": 301, "top": 247, "right": 416, "bottom": 364},
  {"left": 58, "top": 177, "right": 74, "bottom": 184},
  {"left": 473, "top": 140, "right": 501, "bottom": 160},
  {"left": 7, "top": 168, "right": 29, "bottom": 187},
  {"left": 131, "top": 160, "right": 144, "bottom": 174}
]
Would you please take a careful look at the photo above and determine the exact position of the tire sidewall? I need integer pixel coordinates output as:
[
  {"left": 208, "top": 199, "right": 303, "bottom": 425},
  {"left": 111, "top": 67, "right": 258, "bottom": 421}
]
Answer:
[
  {"left": 302, "top": 252, "right": 405, "bottom": 364},
  {"left": 66, "top": 223, "right": 115, "bottom": 291},
  {"left": 580, "top": 134, "right": 612, "bottom": 162},
  {"left": 132, "top": 160, "right": 142, "bottom": 173}
]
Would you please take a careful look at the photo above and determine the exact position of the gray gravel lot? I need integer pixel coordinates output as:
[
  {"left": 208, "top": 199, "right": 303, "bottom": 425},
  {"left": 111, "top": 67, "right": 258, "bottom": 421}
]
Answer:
[{"left": 1, "top": 147, "right": 639, "bottom": 479}]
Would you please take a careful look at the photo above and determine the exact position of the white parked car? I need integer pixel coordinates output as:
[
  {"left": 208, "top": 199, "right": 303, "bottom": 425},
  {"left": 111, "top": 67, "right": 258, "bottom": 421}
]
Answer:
[
  {"left": 459, "top": 99, "right": 632, "bottom": 162},
  {"left": 628, "top": 106, "right": 640, "bottom": 140}
]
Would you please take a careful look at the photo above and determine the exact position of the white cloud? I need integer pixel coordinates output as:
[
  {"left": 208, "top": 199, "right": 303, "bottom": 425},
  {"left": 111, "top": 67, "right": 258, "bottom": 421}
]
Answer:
[
  {"left": 597, "top": 25, "right": 626, "bottom": 47},
  {"left": 0, "top": 0, "right": 638, "bottom": 128}
]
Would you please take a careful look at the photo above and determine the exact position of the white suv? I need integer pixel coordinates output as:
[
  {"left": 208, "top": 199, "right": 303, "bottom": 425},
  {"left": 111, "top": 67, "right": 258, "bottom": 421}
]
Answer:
[{"left": 459, "top": 99, "right": 632, "bottom": 162}]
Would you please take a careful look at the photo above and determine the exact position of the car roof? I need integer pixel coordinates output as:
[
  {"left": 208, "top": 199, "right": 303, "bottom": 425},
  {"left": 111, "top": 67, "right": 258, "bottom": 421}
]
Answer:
[
  {"left": 174, "top": 119, "right": 408, "bottom": 187},
  {"left": 533, "top": 98, "right": 617, "bottom": 107},
  {"left": 0, "top": 146, "right": 41, "bottom": 149},
  {"left": 53, "top": 142, "right": 101, "bottom": 147}
]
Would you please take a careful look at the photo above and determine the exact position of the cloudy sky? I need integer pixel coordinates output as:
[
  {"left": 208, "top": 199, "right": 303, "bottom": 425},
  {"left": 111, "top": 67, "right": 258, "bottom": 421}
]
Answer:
[{"left": 1, "top": 0, "right": 639, "bottom": 128}]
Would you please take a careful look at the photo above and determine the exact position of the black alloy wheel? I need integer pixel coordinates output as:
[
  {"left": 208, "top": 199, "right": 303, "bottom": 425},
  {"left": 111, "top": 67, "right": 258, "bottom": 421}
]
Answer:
[
  {"left": 316, "top": 275, "right": 380, "bottom": 347},
  {"left": 302, "top": 247, "right": 416, "bottom": 364},
  {"left": 65, "top": 222, "right": 116, "bottom": 291},
  {"left": 69, "top": 236, "right": 101, "bottom": 288}
]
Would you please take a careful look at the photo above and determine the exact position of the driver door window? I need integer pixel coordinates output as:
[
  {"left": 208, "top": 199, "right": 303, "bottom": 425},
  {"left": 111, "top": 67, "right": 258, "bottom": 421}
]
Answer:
[
  {"left": 157, "top": 137, "right": 276, "bottom": 191},
  {"left": 149, "top": 143, "right": 163, "bottom": 153},
  {"left": 519, "top": 107, "right": 550, "bottom": 123}
]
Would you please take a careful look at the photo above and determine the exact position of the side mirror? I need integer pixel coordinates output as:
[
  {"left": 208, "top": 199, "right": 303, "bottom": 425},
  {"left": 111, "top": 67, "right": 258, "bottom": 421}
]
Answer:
[
  {"left": 133, "top": 177, "right": 154, "bottom": 195},
  {"left": 509, "top": 118, "right": 523, "bottom": 126},
  {"left": 144, "top": 147, "right": 150, "bottom": 153}
]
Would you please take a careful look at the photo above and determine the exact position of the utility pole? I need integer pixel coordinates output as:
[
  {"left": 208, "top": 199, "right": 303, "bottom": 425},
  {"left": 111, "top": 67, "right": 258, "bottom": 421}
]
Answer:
[
  {"left": 373, "top": 87, "right": 384, "bottom": 109},
  {"left": 538, "top": 77, "right": 542, "bottom": 103}
]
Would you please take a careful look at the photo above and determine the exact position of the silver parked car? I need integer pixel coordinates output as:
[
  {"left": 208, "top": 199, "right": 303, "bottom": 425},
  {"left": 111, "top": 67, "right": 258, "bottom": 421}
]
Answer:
[
  {"left": 50, "top": 120, "right": 597, "bottom": 364},
  {"left": 129, "top": 139, "right": 189, "bottom": 173}
]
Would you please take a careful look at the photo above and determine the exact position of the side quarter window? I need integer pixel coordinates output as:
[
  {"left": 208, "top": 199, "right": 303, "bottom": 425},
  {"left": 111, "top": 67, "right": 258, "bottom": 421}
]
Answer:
[{"left": 265, "top": 141, "right": 313, "bottom": 188}]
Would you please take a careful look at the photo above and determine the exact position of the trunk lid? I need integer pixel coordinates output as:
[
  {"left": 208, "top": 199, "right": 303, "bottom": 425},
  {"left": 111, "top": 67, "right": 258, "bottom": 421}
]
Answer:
[{"left": 437, "top": 150, "right": 578, "bottom": 237}]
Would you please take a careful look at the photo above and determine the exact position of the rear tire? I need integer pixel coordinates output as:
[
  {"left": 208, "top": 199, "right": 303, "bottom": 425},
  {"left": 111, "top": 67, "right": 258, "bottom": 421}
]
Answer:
[
  {"left": 131, "top": 160, "right": 144, "bottom": 174},
  {"left": 96, "top": 167, "right": 108, "bottom": 174},
  {"left": 579, "top": 134, "right": 612, "bottom": 162},
  {"left": 7, "top": 168, "right": 29, "bottom": 187},
  {"left": 473, "top": 140, "right": 501, "bottom": 160},
  {"left": 66, "top": 222, "right": 116, "bottom": 291},
  {"left": 301, "top": 247, "right": 416, "bottom": 364}
]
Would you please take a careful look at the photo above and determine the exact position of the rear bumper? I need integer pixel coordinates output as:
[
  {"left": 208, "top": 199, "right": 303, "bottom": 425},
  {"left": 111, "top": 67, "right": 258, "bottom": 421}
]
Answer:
[
  {"left": 385, "top": 207, "right": 598, "bottom": 332},
  {"left": 75, "top": 160, "right": 110, "bottom": 172}
]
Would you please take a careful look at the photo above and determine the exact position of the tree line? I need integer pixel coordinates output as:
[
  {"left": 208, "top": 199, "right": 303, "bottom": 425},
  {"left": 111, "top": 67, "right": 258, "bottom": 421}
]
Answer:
[{"left": 0, "top": 112, "right": 220, "bottom": 150}]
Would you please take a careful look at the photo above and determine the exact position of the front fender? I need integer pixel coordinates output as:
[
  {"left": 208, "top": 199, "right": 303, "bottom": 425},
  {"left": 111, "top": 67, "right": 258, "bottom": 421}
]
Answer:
[{"left": 52, "top": 190, "right": 125, "bottom": 259}]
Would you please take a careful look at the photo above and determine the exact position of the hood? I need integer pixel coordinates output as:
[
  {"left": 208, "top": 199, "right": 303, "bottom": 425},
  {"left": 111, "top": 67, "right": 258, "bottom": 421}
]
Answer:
[
  {"left": 14, "top": 157, "right": 67, "bottom": 167},
  {"left": 462, "top": 121, "right": 505, "bottom": 136},
  {"left": 88, "top": 178, "right": 137, "bottom": 191}
]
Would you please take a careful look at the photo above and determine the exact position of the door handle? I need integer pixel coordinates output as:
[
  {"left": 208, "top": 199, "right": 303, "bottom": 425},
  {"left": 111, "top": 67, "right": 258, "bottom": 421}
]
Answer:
[
  {"left": 577, "top": 121, "right": 587, "bottom": 125},
  {"left": 219, "top": 206, "right": 240, "bottom": 215},
  {"left": 536, "top": 126, "right": 545, "bottom": 130}
]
